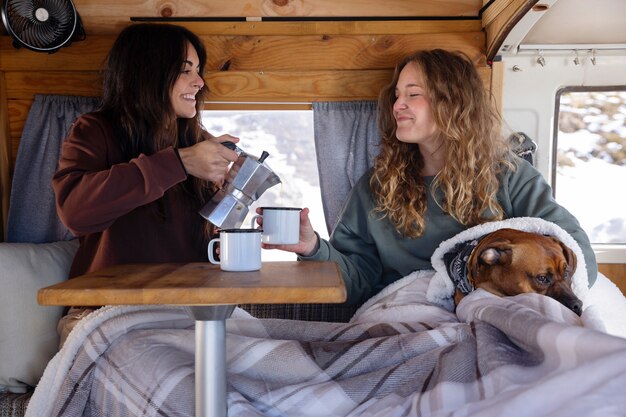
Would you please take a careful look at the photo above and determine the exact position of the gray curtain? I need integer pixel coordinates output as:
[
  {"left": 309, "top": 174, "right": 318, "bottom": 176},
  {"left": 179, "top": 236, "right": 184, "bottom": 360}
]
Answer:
[
  {"left": 313, "top": 101, "right": 381, "bottom": 235},
  {"left": 6, "top": 94, "right": 100, "bottom": 243}
]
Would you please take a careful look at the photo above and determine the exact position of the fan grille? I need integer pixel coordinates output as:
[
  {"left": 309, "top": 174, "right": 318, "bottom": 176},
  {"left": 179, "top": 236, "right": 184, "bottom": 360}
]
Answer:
[{"left": 3, "top": 0, "right": 77, "bottom": 52}]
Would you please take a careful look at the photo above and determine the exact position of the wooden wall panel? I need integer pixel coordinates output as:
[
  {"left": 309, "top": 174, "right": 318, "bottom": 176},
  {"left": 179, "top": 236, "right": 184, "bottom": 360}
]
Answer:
[
  {"left": 483, "top": 0, "right": 536, "bottom": 61},
  {"left": 4, "top": 72, "right": 101, "bottom": 99},
  {"left": 72, "top": 0, "right": 483, "bottom": 35},
  {"left": 74, "top": 0, "right": 482, "bottom": 18},
  {"left": 206, "top": 69, "right": 393, "bottom": 102},
  {"left": 599, "top": 264, "right": 626, "bottom": 296},
  {"left": 203, "top": 32, "right": 485, "bottom": 71},
  {"left": 4, "top": 67, "right": 493, "bottom": 103},
  {"left": 1, "top": 32, "right": 486, "bottom": 72},
  {"left": 7, "top": 99, "right": 30, "bottom": 140},
  {"left": 180, "top": 20, "right": 482, "bottom": 36},
  {"left": 481, "top": 0, "right": 515, "bottom": 28},
  {"left": 490, "top": 59, "right": 504, "bottom": 115},
  {"left": 0, "top": 37, "right": 113, "bottom": 71},
  {"left": 7, "top": 99, "right": 32, "bottom": 168},
  {"left": 0, "top": 72, "right": 10, "bottom": 239}
]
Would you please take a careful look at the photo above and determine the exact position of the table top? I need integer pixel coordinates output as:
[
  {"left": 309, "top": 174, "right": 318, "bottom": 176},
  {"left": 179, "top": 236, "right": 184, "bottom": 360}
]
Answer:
[{"left": 37, "top": 261, "right": 347, "bottom": 306}]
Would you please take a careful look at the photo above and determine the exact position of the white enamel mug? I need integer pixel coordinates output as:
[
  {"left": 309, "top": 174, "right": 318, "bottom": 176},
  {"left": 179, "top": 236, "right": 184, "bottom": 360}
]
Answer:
[
  {"left": 250, "top": 207, "right": 301, "bottom": 244},
  {"left": 207, "top": 228, "right": 262, "bottom": 271}
]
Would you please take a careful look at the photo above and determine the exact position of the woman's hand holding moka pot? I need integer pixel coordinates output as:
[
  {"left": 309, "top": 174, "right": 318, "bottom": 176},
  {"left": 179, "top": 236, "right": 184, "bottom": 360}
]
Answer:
[{"left": 176, "top": 134, "right": 240, "bottom": 184}]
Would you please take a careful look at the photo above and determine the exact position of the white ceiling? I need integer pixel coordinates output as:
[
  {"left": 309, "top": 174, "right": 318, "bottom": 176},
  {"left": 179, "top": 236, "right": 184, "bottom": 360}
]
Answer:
[
  {"left": 522, "top": 0, "right": 626, "bottom": 46},
  {"left": 499, "top": 0, "right": 626, "bottom": 55}
]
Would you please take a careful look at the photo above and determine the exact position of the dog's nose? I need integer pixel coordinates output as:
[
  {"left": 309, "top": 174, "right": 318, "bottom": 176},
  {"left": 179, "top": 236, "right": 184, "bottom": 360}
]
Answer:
[
  {"left": 570, "top": 299, "right": 583, "bottom": 316},
  {"left": 551, "top": 282, "right": 583, "bottom": 316}
]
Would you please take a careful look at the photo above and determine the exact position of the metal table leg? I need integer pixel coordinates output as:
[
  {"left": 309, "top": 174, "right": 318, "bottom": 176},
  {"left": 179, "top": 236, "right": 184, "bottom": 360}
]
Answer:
[{"left": 188, "top": 306, "right": 236, "bottom": 417}]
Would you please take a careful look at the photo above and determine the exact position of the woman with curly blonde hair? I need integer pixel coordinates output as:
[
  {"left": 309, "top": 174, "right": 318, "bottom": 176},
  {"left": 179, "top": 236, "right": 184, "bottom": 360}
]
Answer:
[
  {"left": 373, "top": 49, "right": 515, "bottom": 238},
  {"left": 264, "top": 49, "right": 596, "bottom": 306}
]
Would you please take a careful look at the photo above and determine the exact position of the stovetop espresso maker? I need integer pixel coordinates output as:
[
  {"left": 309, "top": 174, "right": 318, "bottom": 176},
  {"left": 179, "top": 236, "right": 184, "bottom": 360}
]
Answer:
[{"left": 199, "top": 142, "right": 281, "bottom": 229}]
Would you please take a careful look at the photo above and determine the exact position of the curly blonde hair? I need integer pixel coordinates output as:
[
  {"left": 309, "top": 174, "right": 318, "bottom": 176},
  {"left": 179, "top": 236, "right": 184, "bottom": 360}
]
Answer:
[{"left": 372, "top": 49, "right": 516, "bottom": 238}]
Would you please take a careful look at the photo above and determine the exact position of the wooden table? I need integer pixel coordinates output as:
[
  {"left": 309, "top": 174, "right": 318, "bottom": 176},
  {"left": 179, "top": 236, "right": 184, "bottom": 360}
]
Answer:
[{"left": 38, "top": 261, "right": 346, "bottom": 417}]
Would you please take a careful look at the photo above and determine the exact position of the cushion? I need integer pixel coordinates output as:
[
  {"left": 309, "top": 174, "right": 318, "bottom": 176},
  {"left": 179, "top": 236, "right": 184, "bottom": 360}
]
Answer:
[{"left": 0, "top": 240, "right": 78, "bottom": 393}]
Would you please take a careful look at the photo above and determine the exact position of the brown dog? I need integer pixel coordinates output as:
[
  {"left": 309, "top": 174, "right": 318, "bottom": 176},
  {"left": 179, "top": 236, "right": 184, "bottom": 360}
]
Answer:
[{"left": 451, "top": 228, "right": 583, "bottom": 316}]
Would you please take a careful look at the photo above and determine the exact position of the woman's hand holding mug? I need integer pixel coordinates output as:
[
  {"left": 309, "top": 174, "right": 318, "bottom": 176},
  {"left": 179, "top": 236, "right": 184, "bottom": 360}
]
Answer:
[{"left": 254, "top": 207, "right": 319, "bottom": 257}]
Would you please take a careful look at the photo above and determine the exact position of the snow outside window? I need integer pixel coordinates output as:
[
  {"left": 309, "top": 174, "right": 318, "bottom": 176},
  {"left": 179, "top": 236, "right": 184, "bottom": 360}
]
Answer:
[
  {"left": 554, "top": 89, "right": 626, "bottom": 245},
  {"left": 202, "top": 109, "right": 329, "bottom": 261}
]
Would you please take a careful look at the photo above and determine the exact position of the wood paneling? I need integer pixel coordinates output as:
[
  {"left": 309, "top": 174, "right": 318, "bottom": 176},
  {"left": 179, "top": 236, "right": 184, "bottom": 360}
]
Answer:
[
  {"left": 483, "top": 0, "right": 536, "bottom": 61},
  {"left": 4, "top": 72, "right": 101, "bottom": 99},
  {"left": 1, "top": 32, "right": 485, "bottom": 72},
  {"left": 481, "top": 0, "right": 515, "bottom": 28},
  {"left": 490, "top": 59, "right": 505, "bottom": 115},
  {"left": 3, "top": 69, "right": 391, "bottom": 101},
  {"left": 0, "top": 37, "right": 113, "bottom": 71},
  {"left": 0, "top": 72, "right": 10, "bottom": 240},
  {"left": 74, "top": 0, "right": 481, "bottom": 18},
  {"left": 177, "top": 20, "right": 482, "bottom": 36},
  {"left": 206, "top": 69, "right": 394, "bottom": 101},
  {"left": 7, "top": 99, "right": 32, "bottom": 168},
  {"left": 202, "top": 32, "right": 485, "bottom": 71},
  {"left": 7, "top": 99, "right": 30, "bottom": 140},
  {"left": 599, "top": 264, "right": 626, "bottom": 296},
  {"left": 72, "top": 0, "right": 483, "bottom": 35}
]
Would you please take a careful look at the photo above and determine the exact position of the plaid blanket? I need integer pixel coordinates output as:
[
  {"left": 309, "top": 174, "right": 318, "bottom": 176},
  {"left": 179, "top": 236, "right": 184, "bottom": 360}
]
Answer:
[{"left": 26, "top": 271, "right": 626, "bottom": 417}]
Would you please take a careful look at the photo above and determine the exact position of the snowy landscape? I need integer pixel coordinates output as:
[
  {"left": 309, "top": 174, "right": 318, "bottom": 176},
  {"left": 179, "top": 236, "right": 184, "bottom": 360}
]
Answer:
[
  {"left": 556, "top": 91, "right": 626, "bottom": 244},
  {"left": 202, "top": 110, "right": 327, "bottom": 261}
]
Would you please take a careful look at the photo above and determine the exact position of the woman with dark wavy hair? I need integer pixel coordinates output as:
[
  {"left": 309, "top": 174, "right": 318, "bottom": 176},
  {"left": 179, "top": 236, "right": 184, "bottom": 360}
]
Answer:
[
  {"left": 52, "top": 23, "right": 239, "bottom": 344},
  {"left": 264, "top": 49, "right": 596, "bottom": 306}
]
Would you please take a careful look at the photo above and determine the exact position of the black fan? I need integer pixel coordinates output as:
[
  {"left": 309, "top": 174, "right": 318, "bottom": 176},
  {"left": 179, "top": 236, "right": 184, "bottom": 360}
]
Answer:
[{"left": 1, "top": 0, "right": 85, "bottom": 53}]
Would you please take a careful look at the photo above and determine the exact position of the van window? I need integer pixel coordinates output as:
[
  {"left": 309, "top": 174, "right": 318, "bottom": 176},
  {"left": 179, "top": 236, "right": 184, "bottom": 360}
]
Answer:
[
  {"left": 201, "top": 109, "right": 329, "bottom": 261},
  {"left": 554, "top": 89, "right": 626, "bottom": 245}
]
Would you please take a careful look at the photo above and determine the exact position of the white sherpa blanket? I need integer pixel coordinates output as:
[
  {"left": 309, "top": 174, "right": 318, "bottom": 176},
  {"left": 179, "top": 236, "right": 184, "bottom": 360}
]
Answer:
[
  {"left": 410, "top": 216, "right": 625, "bottom": 338},
  {"left": 426, "top": 217, "right": 588, "bottom": 308}
]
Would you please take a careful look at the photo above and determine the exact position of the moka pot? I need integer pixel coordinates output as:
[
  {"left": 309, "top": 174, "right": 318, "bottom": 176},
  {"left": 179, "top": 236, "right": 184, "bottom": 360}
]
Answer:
[{"left": 199, "top": 143, "right": 281, "bottom": 229}]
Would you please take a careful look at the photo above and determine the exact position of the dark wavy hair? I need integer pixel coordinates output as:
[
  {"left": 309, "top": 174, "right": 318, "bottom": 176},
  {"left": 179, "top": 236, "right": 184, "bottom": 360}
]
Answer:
[
  {"left": 100, "top": 23, "right": 215, "bottom": 237},
  {"left": 373, "top": 49, "right": 516, "bottom": 238}
]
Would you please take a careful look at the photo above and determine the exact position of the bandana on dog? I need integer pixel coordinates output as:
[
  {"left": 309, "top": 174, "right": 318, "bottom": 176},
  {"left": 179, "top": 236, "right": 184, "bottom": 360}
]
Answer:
[{"left": 442, "top": 237, "right": 485, "bottom": 295}]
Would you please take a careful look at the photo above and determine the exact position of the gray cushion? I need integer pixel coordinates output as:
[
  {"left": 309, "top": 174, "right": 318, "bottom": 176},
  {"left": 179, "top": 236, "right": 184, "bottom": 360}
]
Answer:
[{"left": 0, "top": 240, "right": 78, "bottom": 393}]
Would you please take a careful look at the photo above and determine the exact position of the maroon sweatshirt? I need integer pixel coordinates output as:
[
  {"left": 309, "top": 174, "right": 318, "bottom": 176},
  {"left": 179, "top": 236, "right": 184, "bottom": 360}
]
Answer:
[{"left": 52, "top": 112, "right": 211, "bottom": 278}]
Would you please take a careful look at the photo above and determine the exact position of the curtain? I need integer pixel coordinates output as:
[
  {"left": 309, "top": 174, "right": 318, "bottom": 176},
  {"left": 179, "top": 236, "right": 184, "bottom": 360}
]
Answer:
[
  {"left": 6, "top": 94, "right": 100, "bottom": 243},
  {"left": 313, "top": 101, "right": 381, "bottom": 235}
]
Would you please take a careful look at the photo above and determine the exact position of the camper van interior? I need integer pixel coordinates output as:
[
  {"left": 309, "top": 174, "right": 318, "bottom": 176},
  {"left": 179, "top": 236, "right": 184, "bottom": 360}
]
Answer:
[{"left": 1, "top": 1, "right": 625, "bottom": 416}]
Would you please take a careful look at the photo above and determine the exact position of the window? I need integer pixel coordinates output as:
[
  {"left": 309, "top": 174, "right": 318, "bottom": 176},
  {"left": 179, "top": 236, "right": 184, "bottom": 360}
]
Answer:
[
  {"left": 201, "top": 109, "right": 329, "bottom": 261},
  {"left": 554, "top": 89, "right": 626, "bottom": 246}
]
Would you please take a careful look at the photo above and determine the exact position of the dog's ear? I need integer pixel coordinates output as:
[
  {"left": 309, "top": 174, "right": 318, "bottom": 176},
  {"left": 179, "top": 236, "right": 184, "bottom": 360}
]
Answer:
[
  {"left": 468, "top": 242, "right": 511, "bottom": 281},
  {"left": 553, "top": 238, "right": 577, "bottom": 279},
  {"left": 479, "top": 245, "right": 512, "bottom": 266}
]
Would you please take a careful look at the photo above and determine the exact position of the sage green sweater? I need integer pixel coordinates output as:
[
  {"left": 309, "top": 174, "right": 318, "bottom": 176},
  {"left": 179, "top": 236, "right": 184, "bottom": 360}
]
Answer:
[{"left": 300, "top": 158, "right": 597, "bottom": 305}]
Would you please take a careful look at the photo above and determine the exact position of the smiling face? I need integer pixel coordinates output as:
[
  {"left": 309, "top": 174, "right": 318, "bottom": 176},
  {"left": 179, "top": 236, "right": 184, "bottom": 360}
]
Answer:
[
  {"left": 392, "top": 62, "right": 439, "bottom": 151},
  {"left": 170, "top": 42, "right": 204, "bottom": 119}
]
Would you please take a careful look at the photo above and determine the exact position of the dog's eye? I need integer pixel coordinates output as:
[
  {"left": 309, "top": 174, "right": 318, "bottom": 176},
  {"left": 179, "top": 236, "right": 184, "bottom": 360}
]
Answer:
[{"left": 535, "top": 275, "right": 552, "bottom": 286}]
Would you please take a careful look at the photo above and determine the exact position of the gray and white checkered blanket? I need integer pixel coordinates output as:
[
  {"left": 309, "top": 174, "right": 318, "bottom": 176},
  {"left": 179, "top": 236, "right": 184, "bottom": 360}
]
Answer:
[{"left": 26, "top": 270, "right": 626, "bottom": 417}]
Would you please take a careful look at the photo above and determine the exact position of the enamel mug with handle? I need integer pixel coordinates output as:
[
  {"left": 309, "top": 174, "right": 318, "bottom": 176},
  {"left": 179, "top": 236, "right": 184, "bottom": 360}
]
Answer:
[
  {"left": 250, "top": 207, "right": 301, "bottom": 244},
  {"left": 207, "top": 228, "right": 262, "bottom": 271}
]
